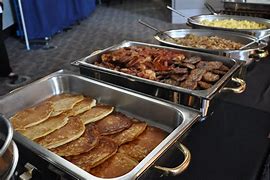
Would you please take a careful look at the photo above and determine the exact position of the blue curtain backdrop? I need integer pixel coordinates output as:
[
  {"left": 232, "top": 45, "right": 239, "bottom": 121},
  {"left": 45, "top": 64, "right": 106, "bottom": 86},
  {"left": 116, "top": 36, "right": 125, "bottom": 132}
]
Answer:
[{"left": 15, "top": 0, "right": 96, "bottom": 39}]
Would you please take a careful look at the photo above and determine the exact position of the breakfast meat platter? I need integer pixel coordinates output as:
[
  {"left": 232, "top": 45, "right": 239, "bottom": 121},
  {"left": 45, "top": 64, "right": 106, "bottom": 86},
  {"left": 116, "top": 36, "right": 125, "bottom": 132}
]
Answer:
[{"left": 73, "top": 41, "right": 246, "bottom": 117}]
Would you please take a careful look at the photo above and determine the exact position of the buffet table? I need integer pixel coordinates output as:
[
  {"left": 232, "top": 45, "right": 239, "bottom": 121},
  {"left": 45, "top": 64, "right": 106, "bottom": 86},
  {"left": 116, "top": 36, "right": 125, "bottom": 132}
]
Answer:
[
  {"left": 143, "top": 54, "right": 270, "bottom": 180},
  {"left": 2, "top": 33, "right": 270, "bottom": 179},
  {"left": 6, "top": 53, "right": 270, "bottom": 180}
]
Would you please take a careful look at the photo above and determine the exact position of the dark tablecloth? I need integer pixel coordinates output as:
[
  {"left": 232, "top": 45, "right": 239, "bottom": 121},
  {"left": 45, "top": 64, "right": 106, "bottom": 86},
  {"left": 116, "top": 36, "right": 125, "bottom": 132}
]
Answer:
[
  {"left": 179, "top": 102, "right": 269, "bottom": 180},
  {"left": 221, "top": 56, "right": 270, "bottom": 114},
  {"left": 142, "top": 55, "right": 270, "bottom": 180}
]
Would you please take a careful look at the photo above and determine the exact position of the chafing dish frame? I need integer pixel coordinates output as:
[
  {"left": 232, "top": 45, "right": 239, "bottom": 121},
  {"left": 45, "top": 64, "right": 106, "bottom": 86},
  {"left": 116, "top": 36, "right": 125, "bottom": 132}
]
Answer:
[
  {"left": 72, "top": 40, "right": 246, "bottom": 117},
  {"left": 0, "top": 70, "right": 201, "bottom": 180}
]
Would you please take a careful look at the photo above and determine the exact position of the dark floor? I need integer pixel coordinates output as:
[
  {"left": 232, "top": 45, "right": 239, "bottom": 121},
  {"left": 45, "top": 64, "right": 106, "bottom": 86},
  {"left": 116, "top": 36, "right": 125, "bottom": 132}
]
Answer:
[{"left": 0, "top": 0, "right": 185, "bottom": 95}]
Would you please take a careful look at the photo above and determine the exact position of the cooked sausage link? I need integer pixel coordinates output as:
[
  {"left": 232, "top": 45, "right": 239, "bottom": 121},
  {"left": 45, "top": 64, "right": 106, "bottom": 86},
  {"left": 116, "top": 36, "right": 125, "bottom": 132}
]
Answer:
[
  {"left": 188, "top": 69, "right": 207, "bottom": 82},
  {"left": 198, "top": 81, "right": 212, "bottom": 89},
  {"left": 180, "top": 63, "right": 195, "bottom": 70},
  {"left": 160, "top": 79, "right": 179, "bottom": 86},
  {"left": 212, "top": 69, "right": 226, "bottom": 75},
  {"left": 170, "top": 74, "right": 188, "bottom": 82},
  {"left": 196, "top": 61, "right": 223, "bottom": 71},
  {"left": 171, "top": 67, "right": 189, "bottom": 74},
  {"left": 208, "top": 61, "right": 223, "bottom": 70},
  {"left": 219, "top": 64, "right": 230, "bottom": 71},
  {"left": 180, "top": 80, "right": 198, "bottom": 90},
  {"left": 203, "top": 72, "right": 220, "bottom": 82},
  {"left": 183, "top": 56, "right": 202, "bottom": 64},
  {"left": 196, "top": 61, "right": 210, "bottom": 70}
]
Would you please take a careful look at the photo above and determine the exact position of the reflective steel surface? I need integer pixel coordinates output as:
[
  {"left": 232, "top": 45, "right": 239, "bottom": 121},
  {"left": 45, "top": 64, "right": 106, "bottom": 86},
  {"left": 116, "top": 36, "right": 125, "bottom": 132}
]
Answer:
[{"left": 0, "top": 70, "right": 200, "bottom": 180}]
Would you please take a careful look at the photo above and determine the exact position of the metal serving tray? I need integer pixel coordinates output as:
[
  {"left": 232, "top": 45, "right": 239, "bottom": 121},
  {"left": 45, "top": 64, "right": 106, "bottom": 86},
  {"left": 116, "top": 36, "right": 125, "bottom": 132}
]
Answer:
[
  {"left": 73, "top": 41, "right": 246, "bottom": 117},
  {"left": 154, "top": 29, "right": 268, "bottom": 65},
  {"left": 187, "top": 14, "right": 270, "bottom": 39},
  {"left": 0, "top": 70, "right": 200, "bottom": 180}
]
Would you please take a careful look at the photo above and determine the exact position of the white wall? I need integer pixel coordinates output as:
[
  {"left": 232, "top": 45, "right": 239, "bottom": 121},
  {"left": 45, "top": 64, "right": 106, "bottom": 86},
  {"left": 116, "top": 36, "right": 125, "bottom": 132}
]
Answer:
[
  {"left": 2, "top": 0, "right": 15, "bottom": 29},
  {"left": 172, "top": 0, "right": 223, "bottom": 24}
]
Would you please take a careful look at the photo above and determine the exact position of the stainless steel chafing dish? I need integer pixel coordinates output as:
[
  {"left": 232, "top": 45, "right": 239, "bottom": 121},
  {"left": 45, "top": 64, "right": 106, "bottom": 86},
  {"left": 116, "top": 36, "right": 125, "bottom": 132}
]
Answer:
[
  {"left": 0, "top": 70, "right": 200, "bottom": 179},
  {"left": 154, "top": 29, "right": 268, "bottom": 65},
  {"left": 187, "top": 14, "right": 270, "bottom": 39},
  {"left": 72, "top": 41, "right": 246, "bottom": 117}
]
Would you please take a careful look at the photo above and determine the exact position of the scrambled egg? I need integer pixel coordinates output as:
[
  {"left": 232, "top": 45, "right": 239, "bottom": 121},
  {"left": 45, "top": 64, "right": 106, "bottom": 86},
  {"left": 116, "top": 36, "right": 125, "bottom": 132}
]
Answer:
[{"left": 200, "top": 19, "right": 267, "bottom": 29}]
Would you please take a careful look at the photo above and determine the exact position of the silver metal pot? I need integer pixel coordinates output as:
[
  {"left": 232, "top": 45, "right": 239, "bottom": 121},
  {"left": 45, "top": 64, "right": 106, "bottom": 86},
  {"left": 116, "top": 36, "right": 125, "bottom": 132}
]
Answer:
[
  {"left": 0, "top": 115, "right": 19, "bottom": 180},
  {"left": 187, "top": 14, "right": 270, "bottom": 39},
  {"left": 153, "top": 29, "right": 269, "bottom": 65}
]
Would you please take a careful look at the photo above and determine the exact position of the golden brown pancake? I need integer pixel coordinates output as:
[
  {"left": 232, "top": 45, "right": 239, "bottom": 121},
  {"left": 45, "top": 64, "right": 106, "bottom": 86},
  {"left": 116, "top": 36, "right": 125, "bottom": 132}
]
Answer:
[
  {"left": 66, "top": 137, "right": 118, "bottom": 170},
  {"left": 95, "top": 112, "right": 133, "bottom": 135},
  {"left": 119, "top": 126, "right": 167, "bottom": 161},
  {"left": 48, "top": 93, "right": 84, "bottom": 116},
  {"left": 36, "top": 116, "right": 85, "bottom": 149},
  {"left": 78, "top": 105, "right": 114, "bottom": 124},
  {"left": 108, "top": 122, "right": 147, "bottom": 145},
  {"left": 11, "top": 101, "right": 53, "bottom": 130},
  {"left": 51, "top": 124, "right": 99, "bottom": 156},
  {"left": 18, "top": 113, "right": 68, "bottom": 140},
  {"left": 90, "top": 153, "right": 138, "bottom": 178},
  {"left": 67, "top": 98, "right": 96, "bottom": 117}
]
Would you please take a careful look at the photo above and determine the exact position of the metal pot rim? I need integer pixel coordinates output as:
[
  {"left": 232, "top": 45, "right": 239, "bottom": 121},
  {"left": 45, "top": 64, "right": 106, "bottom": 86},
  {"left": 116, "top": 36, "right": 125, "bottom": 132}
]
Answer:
[
  {"left": 4, "top": 141, "right": 19, "bottom": 180},
  {"left": 154, "top": 29, "right": 267, "bottom": 52},
  {"left": 188, "top": 14, "right": 270, "bottom": 32},
  {"left": 0, "top": 114, "right": 14, "bottom": 156}
]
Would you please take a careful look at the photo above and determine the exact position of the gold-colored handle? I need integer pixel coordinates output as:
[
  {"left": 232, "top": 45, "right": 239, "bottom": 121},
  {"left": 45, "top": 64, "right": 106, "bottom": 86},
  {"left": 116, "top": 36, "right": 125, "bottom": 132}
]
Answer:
[
  {"left": 249, "top": 49, "right": 269, "bottom": 59},
  {"left": 222, "top": 77, "right": 246, "bottom": 94},
  {"left": 154, "top": 143, "right": 191, "bottom": 176},
  {"left": 257, "top": 49, "right": 268, "bottom": 59}
]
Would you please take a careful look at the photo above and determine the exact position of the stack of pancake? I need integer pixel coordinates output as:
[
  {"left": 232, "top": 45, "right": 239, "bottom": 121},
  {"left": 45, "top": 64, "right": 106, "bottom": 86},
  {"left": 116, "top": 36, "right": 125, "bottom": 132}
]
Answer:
[{"left": 10, "top": 93, "right": 167, "bottom": 178}]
